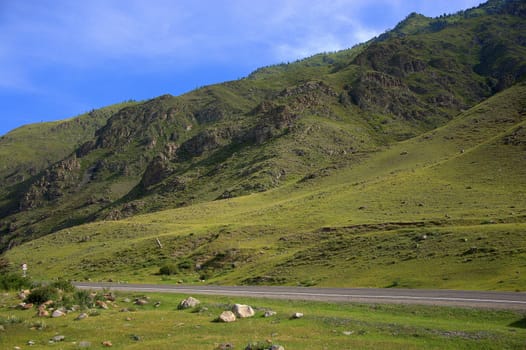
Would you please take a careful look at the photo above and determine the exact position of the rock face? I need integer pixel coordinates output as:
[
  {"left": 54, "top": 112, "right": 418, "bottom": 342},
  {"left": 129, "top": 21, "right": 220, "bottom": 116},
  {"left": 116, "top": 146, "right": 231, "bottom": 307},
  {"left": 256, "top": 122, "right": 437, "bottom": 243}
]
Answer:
[
  {"left": 218, "top": 311, "right": 237, "bottom": 323},
  {"left": 178, "top": 296, "right": 201, "bottom": 309},
  {"left": 232, "top": 304, "right": 255, "bottom": 318}
]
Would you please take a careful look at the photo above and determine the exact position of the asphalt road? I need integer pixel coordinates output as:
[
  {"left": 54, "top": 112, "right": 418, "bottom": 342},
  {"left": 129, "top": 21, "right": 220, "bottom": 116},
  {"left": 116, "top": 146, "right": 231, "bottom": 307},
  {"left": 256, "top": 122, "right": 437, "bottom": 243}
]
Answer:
[{"left": 73, "top": 282, "right": 526, "bottom": 310}]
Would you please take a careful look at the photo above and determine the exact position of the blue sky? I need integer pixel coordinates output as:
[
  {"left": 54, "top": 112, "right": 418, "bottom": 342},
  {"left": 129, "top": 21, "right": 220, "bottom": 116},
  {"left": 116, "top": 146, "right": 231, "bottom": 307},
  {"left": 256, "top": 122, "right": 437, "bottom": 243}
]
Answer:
[{"left": 0, "top": 0, "right": 483, "bottom": 136}]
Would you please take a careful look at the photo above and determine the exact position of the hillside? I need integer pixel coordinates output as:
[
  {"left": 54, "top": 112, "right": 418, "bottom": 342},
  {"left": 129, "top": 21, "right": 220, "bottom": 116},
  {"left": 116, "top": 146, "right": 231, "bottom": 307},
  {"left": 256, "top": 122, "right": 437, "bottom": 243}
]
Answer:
[{"left": 1, "top": 0, "right": 525, "bottom": 290}]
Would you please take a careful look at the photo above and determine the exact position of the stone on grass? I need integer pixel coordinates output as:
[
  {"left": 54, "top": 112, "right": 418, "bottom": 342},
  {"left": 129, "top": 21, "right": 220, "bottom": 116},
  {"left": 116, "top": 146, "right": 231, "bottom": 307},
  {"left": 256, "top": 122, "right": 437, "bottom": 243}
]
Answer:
[
  {"left": 52, "top": 335, "right": 65, "bottom": 342},
  {"left": 52, "top": 310, "right": 65, "bottom": 318},
  {"left": 291, "top": 312, "right": 303, "bottom": 319},
  {"left": 16, "top": 302, "right": 33, "bottom": 310},
  {"left": 37, "top": 308, "right": 50, "bottom": 317},
  {"left": 232, "top": 304, "right": 255, "bottom": 318},
  {"left": 178, "top": 296, "right": 200, "bottom": 309},
  {"left": 270, "top": 346, "right": 285, "bottom": 350},
  {"left": 76, "top": 313, "right": 88, "bottom": 320},
  {"left": 78, "top": 341, "right": 91, "bottom": 348},
  {"left": 102, "top": 340, "right": 113, "bottom": 347},
  {"left": 96, "top": 300, "right": 109, "bottom": 309},
  {"left": 218, "top": 311, "right": 236, "bottom": 323},
  {"left": 264, "top": 311, "right": 277, "bottom": 318},
  {"left": 134, "top": 299, "right": 148, "bottom": 306},
  {"left": 215, "top": 343, "right": 234, "bottom": 350}
]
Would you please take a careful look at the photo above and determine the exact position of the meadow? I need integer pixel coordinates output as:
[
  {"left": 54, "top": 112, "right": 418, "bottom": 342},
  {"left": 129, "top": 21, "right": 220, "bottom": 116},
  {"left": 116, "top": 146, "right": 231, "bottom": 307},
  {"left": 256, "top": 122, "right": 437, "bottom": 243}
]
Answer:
[{"left": 1, "top": 290, "right": 525, "bottom": 349}]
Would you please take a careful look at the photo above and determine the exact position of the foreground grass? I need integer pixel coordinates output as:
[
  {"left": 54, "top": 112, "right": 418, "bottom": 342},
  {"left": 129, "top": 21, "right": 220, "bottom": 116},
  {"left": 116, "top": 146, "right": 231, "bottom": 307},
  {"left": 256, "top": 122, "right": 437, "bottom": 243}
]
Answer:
[{"left": 0, "top": 291, "right": 525, "bottom": 349}]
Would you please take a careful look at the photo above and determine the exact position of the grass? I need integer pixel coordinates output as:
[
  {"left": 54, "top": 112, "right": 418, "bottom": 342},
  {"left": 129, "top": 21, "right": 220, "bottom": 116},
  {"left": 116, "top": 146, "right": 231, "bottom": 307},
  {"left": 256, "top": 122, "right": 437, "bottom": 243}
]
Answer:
[{"left": 0, "top": 290, "right": 524, "bottom": 349}]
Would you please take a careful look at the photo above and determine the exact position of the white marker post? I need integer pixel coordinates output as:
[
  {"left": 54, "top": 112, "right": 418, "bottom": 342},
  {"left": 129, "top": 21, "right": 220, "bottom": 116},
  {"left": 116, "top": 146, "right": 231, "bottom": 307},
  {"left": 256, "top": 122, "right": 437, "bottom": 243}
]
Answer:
[{"left": 21, "top": 263, "right": 27, "bottom": 278}]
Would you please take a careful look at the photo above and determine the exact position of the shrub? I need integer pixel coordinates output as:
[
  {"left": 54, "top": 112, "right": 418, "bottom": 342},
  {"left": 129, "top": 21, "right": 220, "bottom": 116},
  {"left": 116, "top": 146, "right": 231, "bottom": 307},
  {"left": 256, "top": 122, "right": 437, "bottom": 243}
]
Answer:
[
  {"left": 73, "top": 290, "right": 93, "bottom": 309},
  {"left": 177, "top": 259, "right": 194, "bottom": 270},
  {"left": 50, "top": 279, "right": 75, "bottom": 293},
  {"left": 159, "top": 263, "right": 178, "bottom": 275},
  {"left": 25, "top": 285, "right": 60, "bottom": 304},
  {"left": 0, "top": 273, "right": 32, "bottom": 291}
]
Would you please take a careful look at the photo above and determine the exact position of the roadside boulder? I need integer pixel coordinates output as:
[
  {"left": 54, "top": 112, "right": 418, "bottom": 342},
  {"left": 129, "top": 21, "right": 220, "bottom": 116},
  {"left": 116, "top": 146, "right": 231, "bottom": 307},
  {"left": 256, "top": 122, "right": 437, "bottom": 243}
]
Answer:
[
  {"left": 218, "top": 311, "right": 237, "bottom": 323},
  {"left": 178, "top": 296, "right": 200, "bottom": 309},
  {"left": 52, "top": 310, "right": 65, "bottom": 318},
  {"left": 232, "top": 304, "right": 255, "bottom": 318}
]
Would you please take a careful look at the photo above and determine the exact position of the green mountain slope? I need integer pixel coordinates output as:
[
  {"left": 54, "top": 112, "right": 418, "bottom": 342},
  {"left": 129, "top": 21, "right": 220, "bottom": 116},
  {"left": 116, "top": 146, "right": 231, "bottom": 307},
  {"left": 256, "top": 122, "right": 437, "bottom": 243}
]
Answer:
[
  {"left": 5, "top": 82, "right": 525, "bottom": 289},
  {"left": 0, "top": 102, "right": 136, "bottom": 190},
  {"left": 1, "top": 0, "right": 525, "bottom": 290}
]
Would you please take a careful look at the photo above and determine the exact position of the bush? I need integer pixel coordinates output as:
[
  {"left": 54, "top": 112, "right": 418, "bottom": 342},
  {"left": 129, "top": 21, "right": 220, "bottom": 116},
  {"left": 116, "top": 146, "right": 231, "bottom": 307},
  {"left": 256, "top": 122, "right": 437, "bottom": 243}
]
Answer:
[
  {"left": 0, "top": 273, "right": 32, "bottom": 291},
  {"left": 159, "top": 263, "right": 178, "bottom": 275},
  {"left": 50, "top": 279, "right": 75, "bottom": 293},
  {"left": 25, "top": 285, "right": 60, "bottom": 304},
  {"left": 177, "top": 259, "right": 194, "bottom": 270},
  {"left": 73, "top": 290, "right": 93, "bottom": 309}
]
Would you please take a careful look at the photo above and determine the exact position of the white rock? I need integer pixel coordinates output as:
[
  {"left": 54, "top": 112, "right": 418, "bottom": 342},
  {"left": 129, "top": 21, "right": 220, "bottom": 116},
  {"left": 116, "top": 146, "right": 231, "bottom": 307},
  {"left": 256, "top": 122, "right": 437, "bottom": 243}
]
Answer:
[
  {"left": 178, "top": 296, "right": 200, "bottom": 309},
  {"left": 232, "top": 304, "right": 255, "bottom": 318},
  {"left": 218, "top": 311, "right": 236, "bottom": 323},
  {"left": 51, "top": 310, "right": 65, "bottom": 318}
]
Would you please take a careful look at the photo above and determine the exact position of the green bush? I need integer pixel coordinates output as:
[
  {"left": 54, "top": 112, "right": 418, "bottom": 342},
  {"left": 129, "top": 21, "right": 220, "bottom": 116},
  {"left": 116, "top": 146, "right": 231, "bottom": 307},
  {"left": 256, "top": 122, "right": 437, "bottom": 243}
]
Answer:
[
  {"left": 50, "top": 279, "right": 75, "bottom": 292},
  {"left": 0, "top": 273, "right": 32, "bottom": 291},
  {"left": 25, "top": 285, "right": 60, "bottom": 304},
  {"left": 73, "top": 289, "right": 93, "bottom": 309},
  {"left": 159, "top": 263, "right": 178, "bottom": 275},
  {"left": 177, "top": 259, "right": 194, "bottom": 270}
]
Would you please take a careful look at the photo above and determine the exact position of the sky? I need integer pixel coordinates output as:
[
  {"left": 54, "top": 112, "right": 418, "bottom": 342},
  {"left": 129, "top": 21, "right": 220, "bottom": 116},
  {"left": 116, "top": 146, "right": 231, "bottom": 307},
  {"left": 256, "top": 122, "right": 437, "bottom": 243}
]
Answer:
[{"left": 0, "top": 0, "right": 483, "bottom": 136}]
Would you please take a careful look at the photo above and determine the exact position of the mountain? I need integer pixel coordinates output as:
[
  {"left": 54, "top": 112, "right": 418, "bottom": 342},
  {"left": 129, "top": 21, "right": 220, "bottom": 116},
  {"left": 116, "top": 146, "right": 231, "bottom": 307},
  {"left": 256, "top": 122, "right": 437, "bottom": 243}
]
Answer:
[{"left": 1, "top": 0, "right": 525, "bottom": 290}]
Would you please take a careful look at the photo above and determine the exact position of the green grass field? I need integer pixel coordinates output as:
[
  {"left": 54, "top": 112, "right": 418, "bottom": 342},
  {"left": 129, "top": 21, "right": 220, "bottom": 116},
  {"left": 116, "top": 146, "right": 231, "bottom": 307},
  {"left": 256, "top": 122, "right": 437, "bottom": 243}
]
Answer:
[{"left": 1, "top": 291, "right": 525, "bottom": 349}]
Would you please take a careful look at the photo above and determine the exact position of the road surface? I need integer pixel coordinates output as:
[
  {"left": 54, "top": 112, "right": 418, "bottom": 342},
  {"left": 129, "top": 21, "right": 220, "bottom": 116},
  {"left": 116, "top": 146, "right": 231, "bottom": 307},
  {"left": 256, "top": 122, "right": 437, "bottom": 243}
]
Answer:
[{"left": 73, "top": 282, "right": 526, "bottom": 310}]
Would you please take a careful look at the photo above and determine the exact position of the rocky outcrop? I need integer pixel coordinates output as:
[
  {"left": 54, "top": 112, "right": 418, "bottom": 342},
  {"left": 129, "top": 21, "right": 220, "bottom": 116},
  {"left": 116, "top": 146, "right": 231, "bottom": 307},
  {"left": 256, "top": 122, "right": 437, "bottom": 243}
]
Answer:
[
  {"left": 140, "top": 156, "right": 173, "bottom": 189},
  {"left": 177, "top": 128, "right": 236, "bottom": 159},
  {"left": 20, "top": 156, "right": 81, "bottom": 210}
]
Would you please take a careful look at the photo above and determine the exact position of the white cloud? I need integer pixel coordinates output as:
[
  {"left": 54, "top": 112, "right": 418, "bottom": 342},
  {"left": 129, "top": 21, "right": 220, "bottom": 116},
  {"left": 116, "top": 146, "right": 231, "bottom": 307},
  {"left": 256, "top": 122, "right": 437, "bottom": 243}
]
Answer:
[{"left": 0, "top": 0, "right": 486, "bottom": 92}]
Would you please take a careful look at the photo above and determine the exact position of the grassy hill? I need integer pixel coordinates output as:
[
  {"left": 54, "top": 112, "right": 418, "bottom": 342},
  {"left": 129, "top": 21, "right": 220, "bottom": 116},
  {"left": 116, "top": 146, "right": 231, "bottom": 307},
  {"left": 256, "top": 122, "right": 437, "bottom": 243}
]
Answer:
[
  {"left": 1, "top": 0, "right": 525, "bottom": 290},
  {"left": 5, "top": 82, "right": 525, "bottom": 290}
]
